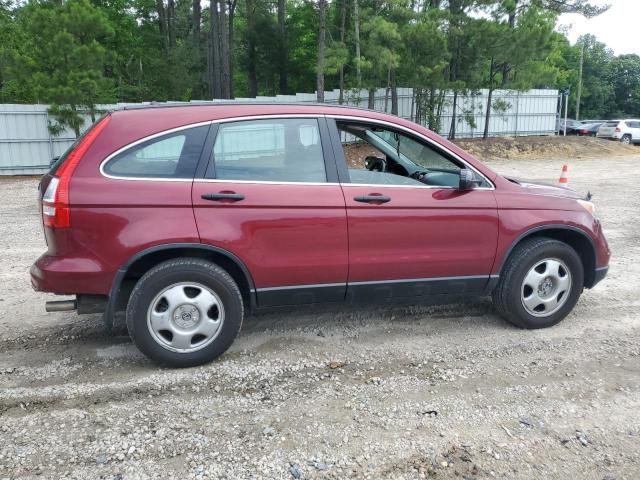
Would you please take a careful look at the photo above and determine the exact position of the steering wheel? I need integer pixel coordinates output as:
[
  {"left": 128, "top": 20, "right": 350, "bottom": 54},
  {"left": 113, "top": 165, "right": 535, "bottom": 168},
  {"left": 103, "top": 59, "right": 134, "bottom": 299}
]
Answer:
[
  {"left": 365, "top": 156, "right": 387, "bottom": 172},
  {"left": 410, "top": 170, "right": 430, "bottom": 183}
]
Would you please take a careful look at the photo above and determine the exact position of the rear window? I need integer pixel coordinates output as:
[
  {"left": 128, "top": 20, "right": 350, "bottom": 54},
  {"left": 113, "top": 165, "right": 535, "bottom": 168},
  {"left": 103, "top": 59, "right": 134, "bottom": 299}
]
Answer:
[
  {"left": 103, "top": 125, "right": 209, "bottom": 179},
  {"left": 604, "top": 121, "right": 619, "bottom": 127}
]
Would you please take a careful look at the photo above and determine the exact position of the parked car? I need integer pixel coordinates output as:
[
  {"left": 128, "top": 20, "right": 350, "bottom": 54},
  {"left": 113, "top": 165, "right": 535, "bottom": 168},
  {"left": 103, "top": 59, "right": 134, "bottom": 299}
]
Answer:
[
  {"left": 32, "top": 103, "right": 610, "bottom": 367},
  {"left": 596, "top": 119, "right": 640, "bottom": 144},
  {"left": 576, "top": 122, "right": 604, "bottom": 137},
  {"left": 557, "top": 118, "right": 582, "bottom": 135}
]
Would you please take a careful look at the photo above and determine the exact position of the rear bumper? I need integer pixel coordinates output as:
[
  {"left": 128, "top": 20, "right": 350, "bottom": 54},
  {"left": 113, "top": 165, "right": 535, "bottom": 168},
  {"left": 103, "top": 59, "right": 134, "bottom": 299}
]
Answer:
[{"left": 31, "top": 253, "right": 114, "bottom": 295}]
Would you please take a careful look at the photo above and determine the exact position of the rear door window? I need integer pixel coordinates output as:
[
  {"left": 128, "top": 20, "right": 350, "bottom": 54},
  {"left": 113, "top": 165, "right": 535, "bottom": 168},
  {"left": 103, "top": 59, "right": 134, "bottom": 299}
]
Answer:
[
  {"left": 103, "top": 125, "right": 209, "bottom": 179},
  {"left": 208, "top": 118, "right": 327, "bottom": 183}
]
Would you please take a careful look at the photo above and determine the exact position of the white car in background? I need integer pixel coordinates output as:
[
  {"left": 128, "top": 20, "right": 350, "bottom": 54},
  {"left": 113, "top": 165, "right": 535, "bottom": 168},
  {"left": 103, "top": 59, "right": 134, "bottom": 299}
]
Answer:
[{"left": 596, "top": 119, "right": 640, "bottom": 144}]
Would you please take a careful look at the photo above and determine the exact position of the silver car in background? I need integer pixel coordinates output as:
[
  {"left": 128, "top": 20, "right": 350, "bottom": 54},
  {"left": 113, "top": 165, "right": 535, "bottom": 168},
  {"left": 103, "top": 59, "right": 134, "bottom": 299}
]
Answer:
[{"left": 596, "top": 119, "right": 640, "bottom": 144}]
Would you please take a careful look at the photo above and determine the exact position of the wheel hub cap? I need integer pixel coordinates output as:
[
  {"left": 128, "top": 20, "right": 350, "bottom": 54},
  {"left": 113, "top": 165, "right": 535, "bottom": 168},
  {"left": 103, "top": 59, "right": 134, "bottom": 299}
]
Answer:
[
  {"left": 147, "top": 282, "right": 225, "bottom": 353},
  {"left": 521, "top": 258, "right": 572, "bottom": 317},
  {"left": 173, "top": 304, "right": 200, "bottom": 329},
  {"left": 538, "top": 277, "right": 555, "bottom": 298}
]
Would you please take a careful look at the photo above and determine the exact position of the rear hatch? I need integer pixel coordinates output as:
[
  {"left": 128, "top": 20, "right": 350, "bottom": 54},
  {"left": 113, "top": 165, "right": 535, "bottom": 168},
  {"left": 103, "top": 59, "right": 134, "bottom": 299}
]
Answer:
[{"left": 597, "top": 121, "right": 619, "bottom": 137}]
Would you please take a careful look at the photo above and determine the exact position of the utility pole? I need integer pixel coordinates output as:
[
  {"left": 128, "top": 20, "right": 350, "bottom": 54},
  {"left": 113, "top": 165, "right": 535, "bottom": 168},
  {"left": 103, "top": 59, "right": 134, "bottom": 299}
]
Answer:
[
  {"left": 564, "top": 88, "right": 570, "bottom": 136},
  {"left": 576, "top": 43, "right": 584, "bottom": 120}
]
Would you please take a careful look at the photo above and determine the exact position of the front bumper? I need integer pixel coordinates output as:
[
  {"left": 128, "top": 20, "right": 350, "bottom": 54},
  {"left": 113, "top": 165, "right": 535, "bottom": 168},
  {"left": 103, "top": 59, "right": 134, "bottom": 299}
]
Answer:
[{"left": 592, "top": 266, "right": 608, "bottom": 288}]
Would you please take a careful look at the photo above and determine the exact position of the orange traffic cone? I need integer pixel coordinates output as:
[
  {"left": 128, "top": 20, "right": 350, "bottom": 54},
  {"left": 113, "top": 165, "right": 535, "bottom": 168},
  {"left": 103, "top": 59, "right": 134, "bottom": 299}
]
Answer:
[{"left": 559, "top": 164, "right": 568, "bottom": 185}]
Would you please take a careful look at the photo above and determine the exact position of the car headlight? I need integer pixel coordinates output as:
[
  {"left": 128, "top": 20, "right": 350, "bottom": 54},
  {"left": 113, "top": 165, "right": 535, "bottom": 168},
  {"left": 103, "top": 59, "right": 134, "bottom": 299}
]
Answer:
[{"left": 577, "top": 199, "right": 596, "bottom": 216}]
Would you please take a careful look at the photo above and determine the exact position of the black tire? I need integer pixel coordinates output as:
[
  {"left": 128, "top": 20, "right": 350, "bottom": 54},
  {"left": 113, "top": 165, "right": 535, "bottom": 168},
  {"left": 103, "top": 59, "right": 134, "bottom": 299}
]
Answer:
[
  {"left": 126, "top": 258, "right": 243, "bottom": 367},
  {"left": 621, "top": 134, "right": 632, "bottom": 144},
  {"left": 492, "top": 237, "right": 584, "bottom": 329}
]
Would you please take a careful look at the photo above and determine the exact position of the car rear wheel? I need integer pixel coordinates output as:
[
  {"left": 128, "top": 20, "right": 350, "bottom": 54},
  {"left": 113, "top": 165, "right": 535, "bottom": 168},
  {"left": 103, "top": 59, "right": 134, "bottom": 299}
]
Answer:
[
  {"left": 492, "top": 237, "right": 584, "bottom": 329},
  {"left": 621, "top": 134, "right": 632, "bottom": 144},
  {"left": 126, "top": 258, "right": 243, "bottom": 367}
]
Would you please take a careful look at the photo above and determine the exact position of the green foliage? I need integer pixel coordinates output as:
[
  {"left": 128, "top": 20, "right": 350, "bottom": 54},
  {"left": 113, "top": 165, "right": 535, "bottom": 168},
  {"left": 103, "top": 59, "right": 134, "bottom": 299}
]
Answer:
[
  {"left": 0, "top": 0, "right": 634, "bottom": 130},
  {"left": 8, "top": 0, "right": 115, "bottom": 135}
]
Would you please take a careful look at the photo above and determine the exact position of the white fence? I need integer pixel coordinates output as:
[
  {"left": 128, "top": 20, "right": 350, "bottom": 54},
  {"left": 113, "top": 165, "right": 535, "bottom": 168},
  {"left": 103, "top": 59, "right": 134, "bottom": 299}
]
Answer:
[{"left": 0, "top": 87, "right": 559, "bottom": 175}]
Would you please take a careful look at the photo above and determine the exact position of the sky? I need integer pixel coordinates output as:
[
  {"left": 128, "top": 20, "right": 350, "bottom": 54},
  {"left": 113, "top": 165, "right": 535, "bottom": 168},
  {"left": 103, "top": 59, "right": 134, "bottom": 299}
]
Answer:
[{"left": 558, "top": 0, "right": 640, "bottom": 55}]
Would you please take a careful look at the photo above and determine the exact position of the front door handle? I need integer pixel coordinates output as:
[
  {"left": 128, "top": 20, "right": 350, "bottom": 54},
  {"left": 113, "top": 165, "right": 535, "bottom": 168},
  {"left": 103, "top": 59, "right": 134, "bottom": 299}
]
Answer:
[
  {"left": 354, "top": 194, "right": 391, "bottom": 204},
  {"left": 201, "top": 192, "right": 245, "bottom": 201}
]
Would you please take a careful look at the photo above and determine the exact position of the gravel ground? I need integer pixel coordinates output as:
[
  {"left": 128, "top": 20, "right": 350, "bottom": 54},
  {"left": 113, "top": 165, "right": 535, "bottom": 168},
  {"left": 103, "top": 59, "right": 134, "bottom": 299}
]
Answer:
[{"left": 1, "top": 154, "right": 639, "bottom": 480}]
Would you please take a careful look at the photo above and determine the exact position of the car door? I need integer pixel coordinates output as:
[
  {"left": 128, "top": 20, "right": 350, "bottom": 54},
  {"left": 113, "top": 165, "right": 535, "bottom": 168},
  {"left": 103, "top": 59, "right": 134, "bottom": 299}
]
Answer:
[
  {"left": 327, "top": 118, "right": 499, "bottom": 301},
  {"left": 192, "top": 116, "right": 348, "bottom": 307}
]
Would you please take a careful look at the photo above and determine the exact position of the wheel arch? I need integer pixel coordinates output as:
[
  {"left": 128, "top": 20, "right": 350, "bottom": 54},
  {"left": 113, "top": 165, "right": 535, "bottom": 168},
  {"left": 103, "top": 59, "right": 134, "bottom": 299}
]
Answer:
[
  {"left": 106, "top": 243, "right": 256, "bottom": 329},
  {"left": 497, "top": 225, "right": 597, "bottom": 288}
]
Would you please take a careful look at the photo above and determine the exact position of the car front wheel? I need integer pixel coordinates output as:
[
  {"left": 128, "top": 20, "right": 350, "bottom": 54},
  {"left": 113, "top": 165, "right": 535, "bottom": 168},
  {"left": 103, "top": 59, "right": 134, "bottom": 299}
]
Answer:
[
  {"left": 492, "top": 237, "right": 584, "bottom": 329},
  {"left": 126, "top": 258, "right": 244, "bottom": 367}
]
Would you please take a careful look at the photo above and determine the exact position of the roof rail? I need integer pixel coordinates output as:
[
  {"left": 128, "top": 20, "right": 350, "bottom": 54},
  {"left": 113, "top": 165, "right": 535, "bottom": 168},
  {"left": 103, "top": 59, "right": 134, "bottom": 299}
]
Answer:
[{"left": 115, "top": 100, "right": 376, "bottom": 113}]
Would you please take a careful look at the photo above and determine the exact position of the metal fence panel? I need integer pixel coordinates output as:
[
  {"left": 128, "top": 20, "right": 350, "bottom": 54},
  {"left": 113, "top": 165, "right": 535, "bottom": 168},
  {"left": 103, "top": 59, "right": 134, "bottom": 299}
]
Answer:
[{"left": 0, "top": 88, "right": 559, "bottom": 175}]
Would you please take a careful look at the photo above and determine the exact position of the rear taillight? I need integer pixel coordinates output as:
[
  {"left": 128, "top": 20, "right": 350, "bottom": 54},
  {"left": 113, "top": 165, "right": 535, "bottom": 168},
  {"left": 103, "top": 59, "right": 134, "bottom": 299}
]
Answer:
[
  {"left": 615, "top": 127, "right": 621, "bottom": 133},
  {"left": 41, "top": 115, "right": 111, "bottom": 228}
]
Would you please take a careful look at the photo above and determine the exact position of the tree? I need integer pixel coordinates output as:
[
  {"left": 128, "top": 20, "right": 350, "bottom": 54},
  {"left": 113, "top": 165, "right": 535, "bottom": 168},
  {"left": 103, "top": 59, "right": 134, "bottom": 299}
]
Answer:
[
  {"left": 481, "top": 3, "right": 557, "bottom": 138},
  {"left": 608, "top": 55, "right": 640, "bottom": 117},
  {"left": 401, "top": 6, "right": 449, "bottom": 130},
  {"left": 317, "top": 0, "right": 327, "bottom": 102},
  {"left": 278, "top": 0, "right": 288, "bottom": 94},
  {"left": 13, "top": 0, "right": 115, "bottom": 136}
]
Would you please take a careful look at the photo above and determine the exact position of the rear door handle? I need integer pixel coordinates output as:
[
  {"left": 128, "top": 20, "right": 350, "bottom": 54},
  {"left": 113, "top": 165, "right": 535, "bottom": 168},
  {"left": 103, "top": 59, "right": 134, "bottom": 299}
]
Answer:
[
  {"left": 354, "top": 194, "right": 391, "bottom": 204},
  {"left": 201, "top": 192, "right": 245, "bottom": 201}
]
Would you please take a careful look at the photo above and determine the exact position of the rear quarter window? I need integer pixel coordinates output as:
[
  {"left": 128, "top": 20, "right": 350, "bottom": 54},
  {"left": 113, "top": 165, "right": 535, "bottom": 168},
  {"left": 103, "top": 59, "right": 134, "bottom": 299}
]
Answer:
[{"left": 103, "top": 125, "right": 209, "bottom": 179}]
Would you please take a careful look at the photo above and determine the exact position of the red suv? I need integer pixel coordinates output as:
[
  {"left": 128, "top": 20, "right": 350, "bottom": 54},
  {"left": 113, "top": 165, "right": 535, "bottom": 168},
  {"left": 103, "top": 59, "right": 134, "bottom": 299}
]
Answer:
[{"left": 31, "top": 104, "right": 610, "bottom": 367}]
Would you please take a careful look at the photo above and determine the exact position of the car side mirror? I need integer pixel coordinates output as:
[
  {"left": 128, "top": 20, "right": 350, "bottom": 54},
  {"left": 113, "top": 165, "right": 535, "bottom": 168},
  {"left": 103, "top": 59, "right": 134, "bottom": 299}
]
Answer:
[{"left": 459, "top": 168, "right": 482, "bottom": 190}]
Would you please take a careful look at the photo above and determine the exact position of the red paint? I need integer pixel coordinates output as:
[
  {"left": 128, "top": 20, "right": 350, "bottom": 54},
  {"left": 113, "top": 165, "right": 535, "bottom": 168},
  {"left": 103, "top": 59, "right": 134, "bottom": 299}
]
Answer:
[{"left": 31, "top": 104, "right": 610, "bottom": 304}]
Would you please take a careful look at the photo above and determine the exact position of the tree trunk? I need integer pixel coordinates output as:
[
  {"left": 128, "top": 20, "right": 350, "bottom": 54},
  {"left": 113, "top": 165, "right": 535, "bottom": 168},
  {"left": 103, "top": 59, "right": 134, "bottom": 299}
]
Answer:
[
  {"left": 354, "top": 0, "right": 361, "bottom": 88},
  {"left": 483, "top": 87, "right": 493, "bottom": 139},
  {"left": 246, "top": 0, "right": 257, "bottom": 97},
  {"left": 391, "top": 69, "right": 398, "bottom": 115},
  {"left": 435, "top": 90, "right": 445, "bottom": 132},
  {"left": 278, "top": 0, "right": 288, "bottom": 94},
  {"left": 155, "top": 0, "right": 168, "bottom": 50},
  {"left": 484, "top": 59, "right": 496, "bottom": 139},
  {"left": 316, "top": 0, "right": 327, "bottom": 103},
  {"left": 338, "top": 0, "right": 347, "bottom": 104},
  {"left": 427, "top": 86, "right": 436, "bottom": 129},
  {"left": 219, "top": 0, "right": 231, "bottom": 99},
  {"left": 502, "top": 0, "right": 517, "bottom": 86},
  {"left": 192, "top": 0, "right": 201, "bottom": 49},
  {"left": 209, "top": 0, "right": 222, "bottom": 98},
  {"left": 448, "top": 90, "right": 458, "bottom": 140},
  {"left": 167, "top": 0, "right": 176, "bottom": 48},
  {"left": 384, "top": 68, "right": 390, "bottom": 113},
  {"left": 228, "top": 0, "right": 236, "bottom": 98}
]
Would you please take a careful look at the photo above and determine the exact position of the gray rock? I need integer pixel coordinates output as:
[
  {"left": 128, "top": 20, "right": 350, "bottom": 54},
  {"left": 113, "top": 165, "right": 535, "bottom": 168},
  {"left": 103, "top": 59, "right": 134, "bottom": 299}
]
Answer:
[{"left": 289, "top": 463, "right": 303, "bottom": 479}]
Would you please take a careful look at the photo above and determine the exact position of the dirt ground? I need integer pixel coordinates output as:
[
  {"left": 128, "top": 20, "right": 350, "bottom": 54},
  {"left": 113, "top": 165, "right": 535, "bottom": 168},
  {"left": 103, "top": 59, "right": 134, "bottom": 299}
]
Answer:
[
  {"left": 454, "top": 136, "right": 639, "bottom": 161},
  {"left": 1, "top": 142, "right": 640, "bottom": 479}
]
